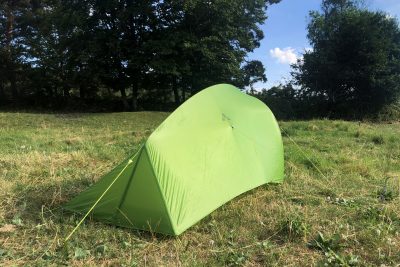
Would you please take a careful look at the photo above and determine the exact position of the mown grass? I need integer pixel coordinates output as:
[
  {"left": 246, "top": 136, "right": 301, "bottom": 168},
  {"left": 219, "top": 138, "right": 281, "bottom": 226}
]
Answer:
[{"left": 0, "top": 112, "right": 399, "bottom": 266}]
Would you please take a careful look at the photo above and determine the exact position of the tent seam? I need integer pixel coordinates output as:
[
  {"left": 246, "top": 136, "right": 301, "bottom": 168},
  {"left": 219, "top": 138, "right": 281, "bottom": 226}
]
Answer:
[
  {"left": 113, "top": 144, "right": 144, "bottom": 220},
  {"left": 144, "top": 143, "right": 178, "bottom": 235}
]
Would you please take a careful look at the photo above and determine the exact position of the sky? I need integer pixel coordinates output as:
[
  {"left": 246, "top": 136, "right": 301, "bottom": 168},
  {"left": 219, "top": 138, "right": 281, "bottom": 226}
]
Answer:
[{"left": 247, "top": 0, "right": 400, "bottom": 90}]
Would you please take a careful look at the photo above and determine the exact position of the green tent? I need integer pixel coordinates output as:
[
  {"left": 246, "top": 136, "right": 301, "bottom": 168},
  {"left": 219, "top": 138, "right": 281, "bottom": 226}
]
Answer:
[{"left": 65, "top": 84, "right": 284, "bottom": 236}]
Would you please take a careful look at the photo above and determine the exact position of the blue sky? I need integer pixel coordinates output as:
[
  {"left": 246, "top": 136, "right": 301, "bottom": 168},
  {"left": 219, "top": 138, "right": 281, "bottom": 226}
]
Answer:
[{"left": 247, "top": 0, "right": 400, "bottom": 90}]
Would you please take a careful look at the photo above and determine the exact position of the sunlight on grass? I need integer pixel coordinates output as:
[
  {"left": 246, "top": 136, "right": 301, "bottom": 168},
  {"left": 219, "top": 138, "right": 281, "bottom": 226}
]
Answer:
[{"left": 0, "top": 113, "right": 399, "bottom": 265}]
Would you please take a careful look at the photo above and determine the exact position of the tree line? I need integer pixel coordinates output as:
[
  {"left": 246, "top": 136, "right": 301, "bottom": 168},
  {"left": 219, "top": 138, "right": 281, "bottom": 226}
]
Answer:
[
  {"left": 254, "top": 0, "right": 400, "bottom": 120},
  {"left": 0, "top": 0, "right": 279, "bottom": 111},
  {"left": 1, "top": 0, "right": 400, "bottom": 119}
]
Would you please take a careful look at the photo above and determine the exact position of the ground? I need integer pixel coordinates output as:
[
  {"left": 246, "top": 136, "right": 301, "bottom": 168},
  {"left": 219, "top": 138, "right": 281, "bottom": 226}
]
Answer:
[{"left": 0, "top": 112, "right": 399, "bottom": 266}]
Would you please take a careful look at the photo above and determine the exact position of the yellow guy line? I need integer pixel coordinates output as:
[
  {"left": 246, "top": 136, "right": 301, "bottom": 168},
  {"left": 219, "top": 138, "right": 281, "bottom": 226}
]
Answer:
[
  {"left": 64, "top": 143, "right": 145, "bottom": 242},
  {"left": 280, "top": 126, "right": 328, "bottom": 180},
  {"left": 64, "top": 158, "right": 134, "bottom": 242}
]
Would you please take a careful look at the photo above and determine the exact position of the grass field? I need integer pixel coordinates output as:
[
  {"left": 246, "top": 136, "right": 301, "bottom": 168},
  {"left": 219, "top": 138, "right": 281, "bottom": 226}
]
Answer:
[{"left": 0, "top": 112, "right": 399, "bottom": 266}]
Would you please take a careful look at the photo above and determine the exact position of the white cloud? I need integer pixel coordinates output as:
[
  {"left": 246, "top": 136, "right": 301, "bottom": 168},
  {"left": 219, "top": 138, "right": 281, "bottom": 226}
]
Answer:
[
  {"left": 304, "top": 47, "right": 313, "bottom": 53},
  {"left": 269, "top": 47, "right": 298, "bottom": 64}
]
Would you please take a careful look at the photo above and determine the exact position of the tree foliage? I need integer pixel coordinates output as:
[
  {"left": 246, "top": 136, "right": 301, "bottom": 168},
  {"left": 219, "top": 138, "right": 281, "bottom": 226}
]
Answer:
[
  {"left": 292, "top": 0, "right": 400, "bottom": 118},
  {"left": 0, "top": 0, "right": 279, "bottom": 110},
  {"left": 250, "top": 83, "right": 299, "bottom": 120}
]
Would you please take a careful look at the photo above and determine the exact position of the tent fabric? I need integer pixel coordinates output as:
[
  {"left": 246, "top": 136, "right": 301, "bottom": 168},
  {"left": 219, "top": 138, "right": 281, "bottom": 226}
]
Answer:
[{"left": 64, "top": 84, "right": 284, "bottom": 235}]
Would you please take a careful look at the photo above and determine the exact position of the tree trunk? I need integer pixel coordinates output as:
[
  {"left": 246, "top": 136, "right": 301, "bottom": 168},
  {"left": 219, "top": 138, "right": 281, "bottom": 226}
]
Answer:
[
  {"left": 172, "top": 77, "right": 181, "bottom": 106},
  {"left": 79, "top": 84, "right": 86, "bottom": 99},
  {"left": 5, "top": 3, "right": 14, "bottom": 47},
  {"left": 106, "top": 87, "right": 112, "bottom": 97},
  {"left": 120, "top": 87, "right": 130, "bottom": 110},
  {"left": 63, "top": 85, "right": 70, "bottom": 98},
  {"left": 131, "top": 85, "right": 138, "bottom": 111},
  {"left": 181, "top": 85, "right": 187, "bottom": 102},
  {"left": 9, "top": 72, "right": 17, "bottom": 99},
  {"left": 46, "top": 85, "right": 53, "bottom": 98},
  {"left": 5, "top": 4, "right": 18, "bottom": 99},
  {"left": 0, "top": 82, "right": 5, "bottom": 101}
]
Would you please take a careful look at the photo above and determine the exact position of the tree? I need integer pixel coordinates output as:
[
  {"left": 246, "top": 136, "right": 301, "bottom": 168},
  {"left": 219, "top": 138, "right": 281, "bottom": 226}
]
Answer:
[
  {"left": 0, "top": 0, "right": 31, "bottom": 100},
  {"left": 292, "top": 0, "right": 400, "bottom": 118},
  {"left": 146, "top": 0, "right": 277, "bottom": 106},
  {"left": 0, "top": 0, "right": 281, "bottom": 110},
  {"left": 251, "top": 83, "right": 299, "bottom": 119}
]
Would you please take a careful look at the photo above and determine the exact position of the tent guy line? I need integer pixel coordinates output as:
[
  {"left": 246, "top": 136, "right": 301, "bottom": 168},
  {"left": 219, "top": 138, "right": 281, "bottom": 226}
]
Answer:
[
  {"left": 63, "top": 84, "right": 284, "bottom": 236},
  {"left": 64, "top": 144, "right": 144, "bottom": 242},
  {"left": 279, "top": 126, "right": 329, "bottom": 180},
  {"left": 64, "top": 159, "right": 133, "bottom": 242},
  {"left": 64, "top": 88, "right": 327, "bottom": 242}
]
